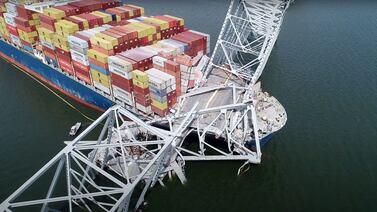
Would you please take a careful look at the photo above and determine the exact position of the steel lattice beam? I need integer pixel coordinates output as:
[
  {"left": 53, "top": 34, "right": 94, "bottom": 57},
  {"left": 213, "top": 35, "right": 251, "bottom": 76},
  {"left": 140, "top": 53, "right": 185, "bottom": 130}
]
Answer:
[{"left": 205, "top": 0, "right": 291, "bottom": 84}]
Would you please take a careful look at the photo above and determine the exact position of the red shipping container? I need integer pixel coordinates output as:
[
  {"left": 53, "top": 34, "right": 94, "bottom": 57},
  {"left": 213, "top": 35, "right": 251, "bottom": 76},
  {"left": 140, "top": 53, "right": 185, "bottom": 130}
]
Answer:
[
  {"left": 68, "top": 0, "right": 102, "bottom": 13},
  {"left": 167, "top": 92, "right": 177, "bottom": 109},
  {"left": 110, "top": 73, "right": 133, "bottom": 92},
  {"left": 106, "top": 8, "right": 129, "bottom": 20},
  {"left": 43, "top": 50, "right": 56, "bottom": 60},
  {"left": 96, "top": 0, "right": 120, "bottom": 10},
  {"left": 107, "top": 29, "right": 129, "bottom": 41},
  {"left": 21, "top": 40, "right": 32, "bottom": 48},
  {"left": 91, "top": 44, "right": 115, "bottom": 56},
  {"left": 133, "top": 86, "right": 149, "bottom": 96},
  {"left": 14, "top": 17, "right": 30, "bottom": 27},
  {"left": 153, "top": 16, "right": 179, "bottom": 28},
  {"left": 120, "top": 48, "right": 155, "bottom": 69},
  {"left": 40, "top": 22, "right": 55, "bottom": 32},
  {"left": 40, "top": 14, "right": 56, "bottom": 26},
  {"left": 54, "top": 5, "right": 80, "bottom": 17},
  {"left": 16, "top": 5, "right": 34, "bottom": 20},
  {"left": 151, "top": 105, "right": 168, "bottom": 116},
  {"left": 73, "top": 60, "right": 90, "bottom": 72},
  {"left": 59, "top": 58, "right": 74, "bottom": 75},
  {"left": 122, "top": 5, "right": 141, "bottom": 18},
  {"left": 75, "top": 66, "right": 92, "bottom": 84},
  {"left": 55, "top": 47, "right": 71, "bottom": 59},
  {"left": 103, "top": 30, "right": 123, "bottom": 43},
  {"left": 164, "top": 60, "right": 180, "bottom": 73},
  {"left": 113, "top": 26, "right": 137, "bottom": 40},
  {"left": 6, "top": 25, "right": 18, "bottom": 36},
  {"left": 64, "top": 17, "right": 86, "bottom": 31},
  {"left": 42, "top": 45, "right": 55, "bottom": 55},
  {"left": 16, "top": 24, "right": 36, "bottom": 33},
  {"left": 77, "top": 14, "right": 101, "bottom": 28},
  {"left": 135, "top": 95, "right": 151, "bottom": 107}
]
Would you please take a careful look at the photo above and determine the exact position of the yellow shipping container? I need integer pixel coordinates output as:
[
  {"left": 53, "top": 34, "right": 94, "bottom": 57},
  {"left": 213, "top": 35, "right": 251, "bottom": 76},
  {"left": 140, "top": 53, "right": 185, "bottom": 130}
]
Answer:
[
  {"left": 132, "top": 70, "right": 148, "bottom": 82},
  {"left": 22, "top": 35, "right": 37, "bottom": 44},
  {"left": 125, "top": 4, "right": 145, "bottom": 16},
  {"left": 95, "top": 33, "right": 118, "bottom": 46},
  {"left": 90, "top": 69, "right": 111, "bottom": 88},
  {"left": 55, "top": 20, "right": 79, "bottom": 36},
  {"left": 132, "top": 22, "right": 156, "bottom": 35},
  {"left": 37, "top": 27, "right": 54, "bottom": 39},
  {"left": 124, "top": 25, "right": 148, "bottom": 38},
  {"left": 70, "top": 16, "right": 89, "bottom": 29},
  {"left": 32, "top": 13, "right": 39, "bottom": 20},
  {"left": 133, "top": 79, "right": 149, "bottom": 89},
  {"left": 143, "top": 18, "right": 169, "bottom": 31},
  {"left": 90, "top": 36, "right": 113, "bottom": 50},
  {"left": 151, "top": 99, "right": 168, "bottom": 110},
  {"left": 43, "top": 8, "right": 65, "bottom": 20},
  {"left": 87, "top": 49, "right": 109, "bottom": 64},
  {"left": 53, "top": 34, "right": 69, "bottom": 51},
  {"left": 18, "top": 29, "right": 38, "bottom": 38},
  {"left": 91, "top": 11, "right": 112, "bottom": 24},
  {"left": 148, "top": 34, "right": 153, "bottom": 42}
]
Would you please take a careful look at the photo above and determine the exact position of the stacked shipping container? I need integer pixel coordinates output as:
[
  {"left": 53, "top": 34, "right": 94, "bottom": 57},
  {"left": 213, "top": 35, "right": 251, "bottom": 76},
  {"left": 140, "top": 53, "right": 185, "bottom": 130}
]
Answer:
[
  {"left": 132, "top": 70, "right": 152, "bottom": 114},
  {"left": 0, "top": 0, "right": 211, "bottom": 118},
  {"left": 0, "top": 1, "right": 9, "bottom": 41}
]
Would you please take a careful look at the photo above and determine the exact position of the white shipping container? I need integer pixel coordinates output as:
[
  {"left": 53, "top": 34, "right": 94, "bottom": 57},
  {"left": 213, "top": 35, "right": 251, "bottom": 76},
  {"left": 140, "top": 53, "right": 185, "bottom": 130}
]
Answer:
[
  {"left": 112, "top": 85, "right": 133, "bottom": 106},
  {"left": 68, "top": 35, "right": 89, "bottom": 49},
  {"left": 127, "top": 19, "right": 141, "bottom": 23},
  {"left": 4, "top": 13, "right": 16, "bottom": 27},
  {"left": 146, "top": 68, "right": 176, "bottom": 85},
  {"left": 93, "top": 81, "right": 111, "bottom": 95},
  {"left": 69, "top": 44, "right": 88, "bottom": 55},
  {"left": 179, "top": 64, "right": 190, "bottom": 73},
  {"left": 148, "top": 76, "right": 167, "bottom": 90},
  {"left": 71, "top": 49, "right": 89, "bottom": 66},
  {"left": 109, "top": 66, "right": 133, "bottom": 80},
  {"left": 108, "top": 56, "right": 133, "bottom": 73},
  {"left": 10, "top": 34, "right": 21, "bottom": 46},
  {"left": 152, "top": 56, "right": 167, "bottom": 67},
  {"left": 41, "top": 41, "right": 55, "bottom": 50},
  {"left": 180, "top": 72, "right": 190, "bottom": 80},
  {"left": 158, "top": 39, "right": 186, "bottom": 53},
  {"left": 140, "top": 46, "right": 159, "bottom": 56},
  {"left": 5, "top": 3, "right": 17, "bottom": 15},
  {"left": 101, "top": 24, "right": 113, "bottom": 29},
  {"left": 136, "top": 103, "right": 152, "bottom": 114}
]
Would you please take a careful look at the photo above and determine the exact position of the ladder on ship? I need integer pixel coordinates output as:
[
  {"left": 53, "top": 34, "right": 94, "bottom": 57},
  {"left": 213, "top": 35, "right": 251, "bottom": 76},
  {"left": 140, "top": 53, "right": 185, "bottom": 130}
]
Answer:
[{"left": 0, "top": 0, "right": 291, "bottom": 211}]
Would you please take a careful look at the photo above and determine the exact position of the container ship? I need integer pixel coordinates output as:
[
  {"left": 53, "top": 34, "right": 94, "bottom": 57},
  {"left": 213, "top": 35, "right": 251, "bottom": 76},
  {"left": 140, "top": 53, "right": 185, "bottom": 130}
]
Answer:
[
  {"left": 0, "top": 0, "right": 287, "bottom": 145},
  {"left": 0, "top": 0, "right": 290, "bottom": 210}
]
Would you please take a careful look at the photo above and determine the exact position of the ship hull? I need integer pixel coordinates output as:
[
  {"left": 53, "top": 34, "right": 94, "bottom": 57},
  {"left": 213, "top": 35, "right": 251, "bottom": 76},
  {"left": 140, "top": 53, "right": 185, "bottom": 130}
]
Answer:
[{"left": 0, "top": 39, "right": 114, "bottom": 111}]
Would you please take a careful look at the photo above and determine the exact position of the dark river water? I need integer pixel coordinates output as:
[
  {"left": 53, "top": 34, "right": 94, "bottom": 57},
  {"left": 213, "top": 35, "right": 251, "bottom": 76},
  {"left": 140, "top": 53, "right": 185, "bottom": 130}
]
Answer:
[{"left": 0, "top": 0, "right": 376, "bottom": 211}]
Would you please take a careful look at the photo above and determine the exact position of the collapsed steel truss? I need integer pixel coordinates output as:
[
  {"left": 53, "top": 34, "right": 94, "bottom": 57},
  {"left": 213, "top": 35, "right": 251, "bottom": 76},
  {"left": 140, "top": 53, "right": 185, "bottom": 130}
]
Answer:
[
  {"left": 0, "top": 101, "right": 263, "bottom": 211},
  {"left": 1, "top": 0, "right": 291, "bottom": 211},
  {"left": 205, "top": 0, "right": 290, "bottom": 84}
]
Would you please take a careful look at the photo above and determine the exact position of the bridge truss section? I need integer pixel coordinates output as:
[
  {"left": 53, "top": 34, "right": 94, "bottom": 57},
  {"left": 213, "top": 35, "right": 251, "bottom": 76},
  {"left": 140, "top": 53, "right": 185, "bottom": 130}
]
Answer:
[
  {"left": 205, "top": 0, "right": 291, "bottom": 84},
  {"left": 0, "top": 105, "right": 197, "bottom": 212}
]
